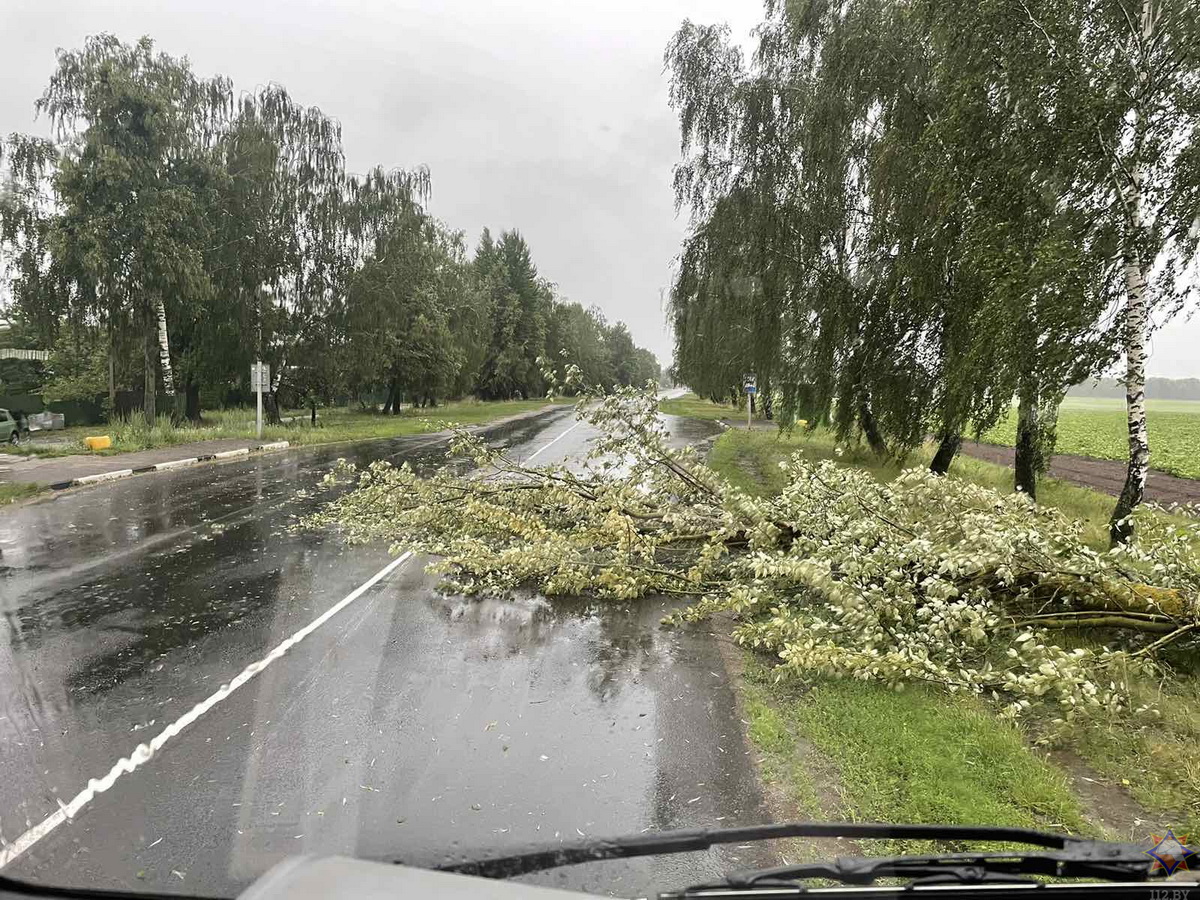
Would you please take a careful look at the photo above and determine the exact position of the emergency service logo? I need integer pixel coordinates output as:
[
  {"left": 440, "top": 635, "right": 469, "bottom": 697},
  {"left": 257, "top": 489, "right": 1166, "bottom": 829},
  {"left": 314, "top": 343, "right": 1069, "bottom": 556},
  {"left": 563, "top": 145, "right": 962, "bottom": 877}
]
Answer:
[{"left": 1146, "top": 830, "right": 1197, "bottom": 876}]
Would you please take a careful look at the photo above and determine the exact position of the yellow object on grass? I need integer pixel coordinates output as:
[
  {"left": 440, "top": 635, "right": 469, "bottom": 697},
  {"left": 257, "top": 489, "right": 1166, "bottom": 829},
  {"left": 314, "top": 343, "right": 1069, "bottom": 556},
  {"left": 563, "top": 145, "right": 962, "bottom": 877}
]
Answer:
[{"left": 84, "top": 435, "right": 112, "bottom": 451}]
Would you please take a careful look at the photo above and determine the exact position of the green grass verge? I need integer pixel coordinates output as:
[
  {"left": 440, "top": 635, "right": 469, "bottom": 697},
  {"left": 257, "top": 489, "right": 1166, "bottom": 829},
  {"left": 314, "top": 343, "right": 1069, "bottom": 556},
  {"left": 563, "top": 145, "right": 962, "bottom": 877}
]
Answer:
[
  {"left": 659, "top": 394, "right": 743, "bottom": 420},
  {"left": 741, "top": 657, "right": 1089, "bottom": 847},
  {"left": 1069, "top": 675, "right": 1200, "bottom": 837},
  {"left": 0, "top": 398, "right": 571, "bottom": 459},
  {"left": 980, "top": 396, "right": 1200, "bottom": 480},
  {"left": 0, "top": 482, "right": 43, "bottom": 506}
]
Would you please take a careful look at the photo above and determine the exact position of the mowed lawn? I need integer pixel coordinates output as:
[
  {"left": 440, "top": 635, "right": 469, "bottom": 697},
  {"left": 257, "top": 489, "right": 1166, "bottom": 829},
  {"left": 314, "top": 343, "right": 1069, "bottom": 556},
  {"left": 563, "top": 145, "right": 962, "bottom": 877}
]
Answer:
[{"left": 979, "top": 396, "right": 1200, "bottom": 480}]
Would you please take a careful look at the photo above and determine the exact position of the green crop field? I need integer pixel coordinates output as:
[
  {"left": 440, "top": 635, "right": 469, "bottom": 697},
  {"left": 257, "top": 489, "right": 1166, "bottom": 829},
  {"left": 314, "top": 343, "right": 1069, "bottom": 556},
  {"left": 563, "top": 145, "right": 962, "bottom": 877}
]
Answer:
[{"left": 979, "top": 396, "right": 1200, "bottom": 480}]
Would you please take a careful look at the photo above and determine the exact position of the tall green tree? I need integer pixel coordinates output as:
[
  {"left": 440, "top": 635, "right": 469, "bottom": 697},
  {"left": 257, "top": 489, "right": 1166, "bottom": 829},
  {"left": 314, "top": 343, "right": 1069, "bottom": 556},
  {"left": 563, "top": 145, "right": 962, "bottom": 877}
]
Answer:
[
  {"left": 544, "top": 302, "right": 615, "bottom": 391},
  {"left": 1010, "top": 0, "right": 1200, "bottom": 540},
  {"left": 666, "top": 0, "right": 1150, "bottom": 507},
  {"left": 344, "top": 203, "right": 465, "bottom": 410},
  {"left": 34, "top": 35, "right": 231, "bottom": 422},
  {"left": 474, "top": 229, "right": 551, "bottom": 400}
]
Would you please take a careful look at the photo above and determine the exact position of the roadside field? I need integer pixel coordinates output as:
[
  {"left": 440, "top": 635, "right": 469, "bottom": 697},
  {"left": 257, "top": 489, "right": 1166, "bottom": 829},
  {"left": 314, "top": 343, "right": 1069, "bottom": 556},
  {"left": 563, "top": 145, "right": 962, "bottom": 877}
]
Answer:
[
  {"left": 662, "top": 392, "right": 1200, "bottom": 480},
  {"left": 980, "top": 396, "right": 1200, "bottom": 480}
]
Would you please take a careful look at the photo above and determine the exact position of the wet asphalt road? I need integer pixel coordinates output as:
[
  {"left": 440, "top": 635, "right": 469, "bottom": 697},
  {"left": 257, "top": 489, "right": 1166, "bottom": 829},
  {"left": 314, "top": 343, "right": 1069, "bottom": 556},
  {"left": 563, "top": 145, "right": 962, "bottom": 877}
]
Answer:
[{"left": 0, "top": 409, "right": 776, "bottom": 897}]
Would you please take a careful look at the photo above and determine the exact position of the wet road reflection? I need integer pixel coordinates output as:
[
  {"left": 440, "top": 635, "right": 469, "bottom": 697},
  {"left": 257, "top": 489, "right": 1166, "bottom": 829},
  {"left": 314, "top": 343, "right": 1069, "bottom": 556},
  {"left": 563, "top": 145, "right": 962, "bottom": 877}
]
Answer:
[{"left": 0, "top": 410, "right": 770, "bottom": 897}]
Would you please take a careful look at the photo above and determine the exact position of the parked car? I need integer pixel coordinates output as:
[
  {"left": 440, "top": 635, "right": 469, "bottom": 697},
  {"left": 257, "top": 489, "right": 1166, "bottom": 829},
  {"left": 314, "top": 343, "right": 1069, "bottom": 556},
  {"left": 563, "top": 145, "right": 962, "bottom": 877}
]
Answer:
[{"left": 0, "top": 408, "right": 30, "bottom": 444}]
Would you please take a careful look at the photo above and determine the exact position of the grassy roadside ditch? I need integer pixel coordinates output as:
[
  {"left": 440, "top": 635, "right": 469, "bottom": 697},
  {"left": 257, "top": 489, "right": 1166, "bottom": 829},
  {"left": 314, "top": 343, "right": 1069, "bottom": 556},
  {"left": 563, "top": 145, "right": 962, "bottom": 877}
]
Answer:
[
  {"left": 666, "top": 398, "right": 1199, "bottom": 844},
  {"left": 0, "top": 482, "right": 44, "bottom": 506},
  {"left": 1, "top": 398, "right": 573, "bottom": 460}
]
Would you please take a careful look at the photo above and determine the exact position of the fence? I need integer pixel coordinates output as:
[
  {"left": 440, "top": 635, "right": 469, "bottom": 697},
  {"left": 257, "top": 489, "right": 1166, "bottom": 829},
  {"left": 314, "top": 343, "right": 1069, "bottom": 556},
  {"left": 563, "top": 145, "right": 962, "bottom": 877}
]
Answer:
[{"left": 0, "top": 394, "right": 107, "bottom": 426}]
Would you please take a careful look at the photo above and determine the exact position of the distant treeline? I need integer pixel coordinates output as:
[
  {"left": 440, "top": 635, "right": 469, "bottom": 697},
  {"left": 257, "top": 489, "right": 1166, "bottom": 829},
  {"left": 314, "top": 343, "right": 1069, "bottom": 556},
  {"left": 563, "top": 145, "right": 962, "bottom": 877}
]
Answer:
[{"left": 1069, "top": 378, "right": 1200, "bottom": 401}]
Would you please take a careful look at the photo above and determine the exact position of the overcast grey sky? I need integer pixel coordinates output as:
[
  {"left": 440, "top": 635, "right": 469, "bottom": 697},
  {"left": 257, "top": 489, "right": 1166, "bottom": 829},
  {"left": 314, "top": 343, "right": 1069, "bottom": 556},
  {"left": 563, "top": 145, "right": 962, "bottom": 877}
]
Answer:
[{"left": 2, "top": 0, "right": 1197, "bottom": 377}]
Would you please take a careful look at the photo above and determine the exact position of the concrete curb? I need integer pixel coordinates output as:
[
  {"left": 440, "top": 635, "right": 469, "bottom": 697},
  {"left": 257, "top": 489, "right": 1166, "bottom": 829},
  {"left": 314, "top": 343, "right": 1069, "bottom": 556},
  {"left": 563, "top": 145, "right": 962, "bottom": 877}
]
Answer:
[
  {"left": 72, "top": 468, "right": 134, "bottom": 485},
  {"left": 49, "top": 441, "right": 291, "bottom": 491}
]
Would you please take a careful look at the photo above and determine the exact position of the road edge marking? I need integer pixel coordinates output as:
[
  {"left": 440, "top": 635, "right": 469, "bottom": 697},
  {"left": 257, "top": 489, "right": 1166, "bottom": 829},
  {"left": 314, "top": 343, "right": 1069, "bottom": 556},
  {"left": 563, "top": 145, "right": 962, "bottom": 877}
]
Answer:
[{"left": 0, "top": 549, "right": 414, "bottom": 870}]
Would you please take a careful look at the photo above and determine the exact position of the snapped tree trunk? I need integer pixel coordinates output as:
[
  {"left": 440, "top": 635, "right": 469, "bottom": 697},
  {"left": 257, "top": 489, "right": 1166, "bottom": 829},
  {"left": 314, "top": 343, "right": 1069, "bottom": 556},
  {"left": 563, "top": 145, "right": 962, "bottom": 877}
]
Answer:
[
  {"left": 1014, "top": 378, "right": 1040, "bottom": 500},
  {"left": 859, "top": 399, "right": 888, "bottom": 457},
  {"left": 184, "top": 380, "right": 201, "bottom": 423},
  {"left": 930, "top": 432, "right": 961, "bottom": 476},
  {"left": 142, "top": 304, "right": 156, "bottom": 424}
]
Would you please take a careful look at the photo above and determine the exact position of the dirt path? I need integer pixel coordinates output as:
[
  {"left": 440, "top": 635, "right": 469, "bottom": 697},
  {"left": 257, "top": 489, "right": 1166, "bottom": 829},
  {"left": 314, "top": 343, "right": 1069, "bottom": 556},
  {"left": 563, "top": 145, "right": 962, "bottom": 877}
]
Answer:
[{"left": 960, "top": 440, "right": 1200, "bottom": 505}]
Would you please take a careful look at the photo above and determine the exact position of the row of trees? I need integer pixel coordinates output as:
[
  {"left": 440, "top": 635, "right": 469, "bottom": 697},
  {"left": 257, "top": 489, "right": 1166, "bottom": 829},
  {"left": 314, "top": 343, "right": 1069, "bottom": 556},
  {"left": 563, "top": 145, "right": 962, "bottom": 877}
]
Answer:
[
  {"left": 0, "top": 35, "right": 658, "bottom": 424},
  {"left": 666, "top": 0, "right": 1200, "bottom": 543},
  {"left": 1069, "top": 376, "right": 1200, "bottom": 401}
]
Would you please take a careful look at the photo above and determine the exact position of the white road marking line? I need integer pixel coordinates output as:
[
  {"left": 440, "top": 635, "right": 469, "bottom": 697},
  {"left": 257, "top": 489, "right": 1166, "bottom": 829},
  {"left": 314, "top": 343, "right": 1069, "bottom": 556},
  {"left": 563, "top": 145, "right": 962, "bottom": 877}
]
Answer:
[
  {"left": 0, "top": 549, "right": 414, "bottom": 870},
  {"left": 525, "top": 420, "right": 581, "bottom": 463}
]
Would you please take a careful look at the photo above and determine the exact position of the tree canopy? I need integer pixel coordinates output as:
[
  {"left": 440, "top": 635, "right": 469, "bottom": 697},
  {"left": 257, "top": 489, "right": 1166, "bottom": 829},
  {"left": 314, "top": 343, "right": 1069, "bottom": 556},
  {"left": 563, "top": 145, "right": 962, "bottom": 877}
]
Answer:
[
  {"left": 0, "top": 34, "right": 660, "bottom": 418},
  {"left": 664, "top": 0, "right": 1199, "bottom": 539}
]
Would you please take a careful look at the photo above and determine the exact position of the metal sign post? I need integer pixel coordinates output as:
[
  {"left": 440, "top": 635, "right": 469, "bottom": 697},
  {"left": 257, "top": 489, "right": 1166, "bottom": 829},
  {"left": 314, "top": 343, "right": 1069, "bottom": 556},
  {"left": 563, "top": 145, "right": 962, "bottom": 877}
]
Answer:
[
  {"left": 743, "top": 373, "right": 757, "bottom": 429},
  {"left": 252, "top": 362, "right": 270, "bottom": 439}
]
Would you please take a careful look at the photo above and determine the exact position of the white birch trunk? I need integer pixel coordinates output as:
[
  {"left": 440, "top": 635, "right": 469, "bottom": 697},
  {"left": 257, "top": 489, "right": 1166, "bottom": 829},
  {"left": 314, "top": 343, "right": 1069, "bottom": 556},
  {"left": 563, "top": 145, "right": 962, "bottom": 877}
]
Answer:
[
  {"left": 1110, "top": 0, "right": 1154, "bottom": 544},
  {"left": 155, "top": 295, "right": 175, "bottom": 396}
]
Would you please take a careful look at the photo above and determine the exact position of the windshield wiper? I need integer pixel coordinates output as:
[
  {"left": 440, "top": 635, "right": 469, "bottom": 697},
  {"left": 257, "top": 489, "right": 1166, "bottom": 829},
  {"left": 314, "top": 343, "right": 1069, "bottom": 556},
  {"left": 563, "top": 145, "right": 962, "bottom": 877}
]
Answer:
[
  {"left": 430, "top": 821, "right": 1157, "bottom": 882},
  {"left": 682, "top": 845, "right": 1156, "bottom": 892}
]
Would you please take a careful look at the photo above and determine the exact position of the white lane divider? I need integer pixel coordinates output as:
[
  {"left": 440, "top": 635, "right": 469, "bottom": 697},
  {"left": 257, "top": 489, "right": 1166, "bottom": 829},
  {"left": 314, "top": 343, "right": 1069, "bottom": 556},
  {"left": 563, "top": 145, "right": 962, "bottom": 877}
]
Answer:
[
  {"left": 0, "top": 550, "right": 414, "bottom": 869},
  {"left": 525, "top": 420, "right": 581, "bottom": 463}
]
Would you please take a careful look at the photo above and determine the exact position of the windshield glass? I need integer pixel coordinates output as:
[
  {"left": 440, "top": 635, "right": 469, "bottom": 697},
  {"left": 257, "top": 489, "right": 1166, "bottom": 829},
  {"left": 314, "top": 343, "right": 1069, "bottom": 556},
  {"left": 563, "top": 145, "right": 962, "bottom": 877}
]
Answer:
[{"left": 2, "top": 1, "right": 1199, "bottom": 897}]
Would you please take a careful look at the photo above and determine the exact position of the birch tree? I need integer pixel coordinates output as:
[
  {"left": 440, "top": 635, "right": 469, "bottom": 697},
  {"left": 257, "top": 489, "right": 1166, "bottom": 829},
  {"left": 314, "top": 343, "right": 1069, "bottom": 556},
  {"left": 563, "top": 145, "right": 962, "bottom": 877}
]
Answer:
[
  {"left": 1014, "top": 0, "right": 1200, "bottom": 540},
  {"left": 665, "top": 0, "right": 1186, "bottom": 508},
  {"left": 33, "top": 35, "right": 230, "bottom": 422}
]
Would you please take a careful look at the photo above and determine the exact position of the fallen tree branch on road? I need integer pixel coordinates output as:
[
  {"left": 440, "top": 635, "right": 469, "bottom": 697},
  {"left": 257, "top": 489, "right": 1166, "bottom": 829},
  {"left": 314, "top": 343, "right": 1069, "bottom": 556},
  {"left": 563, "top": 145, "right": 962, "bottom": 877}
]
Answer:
[{"left": 307, "top": 378, "right": 1200, "bottom": 725}]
